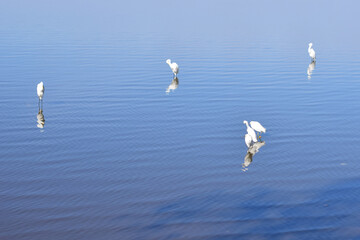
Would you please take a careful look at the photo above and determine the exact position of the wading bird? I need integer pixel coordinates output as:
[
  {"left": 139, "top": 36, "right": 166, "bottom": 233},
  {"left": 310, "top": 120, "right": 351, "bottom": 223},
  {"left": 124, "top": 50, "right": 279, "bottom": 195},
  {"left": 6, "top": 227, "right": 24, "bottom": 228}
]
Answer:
[
  {"left": 243, "top": 120, "right": 257, "bottom": 143},
  {"left": 245, "top": 134, "right": 252, "bottom": 148},
  {"left": 37, "top": 82, "right": 45, "bottom": 110},
  {"left": 166, "top": 59, "right": 179, "bottom": 76},
  {"left": 308, "top": 43, "right": 316, "bottom": 61},
  {"left": 37, "top": 82, "right": 44, "bottom": 100},
  {"left": 250, "top": 121, "right": 266, "bottom": 140}
]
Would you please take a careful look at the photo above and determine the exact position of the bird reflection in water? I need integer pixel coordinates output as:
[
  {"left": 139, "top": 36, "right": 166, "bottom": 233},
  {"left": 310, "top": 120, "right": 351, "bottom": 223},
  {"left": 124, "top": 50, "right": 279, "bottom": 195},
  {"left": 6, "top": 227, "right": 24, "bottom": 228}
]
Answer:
[
  {"left": 307, "top": 61, "right": 316, "bottom": 80},
  {"left": 37, "top": 109, "right": 45, "bottom": 129},
  {"left": 242, "top": 141, "right": 265, "bottom": 172},
  {"left": 166, "top": 76, "right": 179, "bottom": 94}
]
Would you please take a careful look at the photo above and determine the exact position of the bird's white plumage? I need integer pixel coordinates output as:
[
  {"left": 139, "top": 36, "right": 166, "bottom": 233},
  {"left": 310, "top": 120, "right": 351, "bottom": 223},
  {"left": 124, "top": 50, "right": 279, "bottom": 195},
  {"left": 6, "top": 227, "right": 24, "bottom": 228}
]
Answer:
[
  {"left": 308, "top": 43, "right": 316, "bottom": 61},
  {"left": 166, "top": 59, "right": 179, "bottom": 76},
  {"left": 245, "top": 134, "right": 252, "bottom": 148},
  {"left": 250, "top": 121, "right": 266, "bottom": 133},
  {"left": 37, "top": 82, "right": 44, "bottom": 100},
  {"left": 243, "top": 120, "right": 257, "bottom": 143}
]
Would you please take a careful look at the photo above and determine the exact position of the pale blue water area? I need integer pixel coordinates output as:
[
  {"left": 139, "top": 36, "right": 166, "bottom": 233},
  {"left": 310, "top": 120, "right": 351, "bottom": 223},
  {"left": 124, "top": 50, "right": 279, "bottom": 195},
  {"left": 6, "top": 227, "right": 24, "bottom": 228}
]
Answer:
[{"left": 1, "top": 1, "right": 360, "bottom": 239}]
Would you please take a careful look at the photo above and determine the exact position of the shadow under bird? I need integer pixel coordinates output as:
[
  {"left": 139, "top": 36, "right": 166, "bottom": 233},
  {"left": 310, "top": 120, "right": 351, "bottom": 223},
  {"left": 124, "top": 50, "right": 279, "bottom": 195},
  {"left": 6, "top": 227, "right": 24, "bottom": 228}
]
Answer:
[
  {"left": 166, "top": 59, "right": 179, "bottom": 77},
  {"left": 308, "top": 43, "right": 316, "bottom": 62}
]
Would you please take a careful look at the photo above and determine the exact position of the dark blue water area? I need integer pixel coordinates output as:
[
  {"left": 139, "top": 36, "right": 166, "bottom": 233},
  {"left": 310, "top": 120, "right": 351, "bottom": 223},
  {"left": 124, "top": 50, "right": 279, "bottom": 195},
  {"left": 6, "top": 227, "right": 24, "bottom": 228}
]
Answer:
[{"left": 1, "top": 4, "right": 360, "bottom": 239}]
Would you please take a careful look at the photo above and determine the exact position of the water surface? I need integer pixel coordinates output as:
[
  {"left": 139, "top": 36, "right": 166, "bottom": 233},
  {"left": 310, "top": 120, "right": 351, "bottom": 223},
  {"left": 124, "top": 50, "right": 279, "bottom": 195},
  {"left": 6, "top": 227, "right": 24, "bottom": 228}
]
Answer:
[{"left": 1, "top": 1, "right": 360, "bottom": 239}]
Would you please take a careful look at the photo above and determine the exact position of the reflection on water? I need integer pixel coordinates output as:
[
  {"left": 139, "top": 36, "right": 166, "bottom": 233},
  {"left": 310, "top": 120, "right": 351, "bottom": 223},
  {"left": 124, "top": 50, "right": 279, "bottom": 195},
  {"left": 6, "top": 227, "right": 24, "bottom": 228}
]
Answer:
[
  {"left": 166, "top": 76, "right": 179, "bottom": 94},
  {"left": 242, "top": 141, "right": 265, "bottom": 171},
  {"left": 307, "top": 61, "right": 316, "bottom": 80},
  {"left": 37, "top": 109, "right": 45, "bottom": 129},
  {"left": 37, "top": 99, "right": 45, "bottom": 129},
  {"left": 2, "top": 26, "right": 360, "bottom": 240}
]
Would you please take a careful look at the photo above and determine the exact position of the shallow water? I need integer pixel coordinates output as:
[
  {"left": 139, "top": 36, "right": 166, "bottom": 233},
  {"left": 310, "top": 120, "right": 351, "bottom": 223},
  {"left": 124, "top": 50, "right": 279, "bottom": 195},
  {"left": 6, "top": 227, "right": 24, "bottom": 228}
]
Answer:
[{"left": 1, "top": 2, "right": 360, "bottom": 239}]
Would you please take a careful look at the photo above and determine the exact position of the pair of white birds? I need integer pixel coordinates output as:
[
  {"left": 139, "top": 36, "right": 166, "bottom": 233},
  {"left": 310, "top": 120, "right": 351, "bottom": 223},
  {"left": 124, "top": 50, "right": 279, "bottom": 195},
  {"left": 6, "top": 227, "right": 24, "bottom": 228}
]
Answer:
[{"left": 244, "top": 120, "right": 266, "bottom": 148}]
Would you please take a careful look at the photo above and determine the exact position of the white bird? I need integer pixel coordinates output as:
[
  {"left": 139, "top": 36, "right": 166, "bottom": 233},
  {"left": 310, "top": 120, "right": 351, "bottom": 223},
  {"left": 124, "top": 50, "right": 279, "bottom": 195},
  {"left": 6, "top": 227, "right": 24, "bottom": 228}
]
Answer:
[
  {"left": 37, "top": 82, "right": 44, "bottom": 100},
  {"left": 307, "top": 61, "right": 316, "bottom": 80},
  {"left": 250, "top": 121, "right": 266, "bottom": 135},
  {"left": 166, "top": 59, "right": 179, "bottom": 76},
  {"left": 245, "top": 134, "right": 252, "bottom": 148},
  {"left": 308, "top": 43, "right": 316, "bottom": 61},
  {"left": 243, "top": 120, "right": 257, "bottom": 143}
]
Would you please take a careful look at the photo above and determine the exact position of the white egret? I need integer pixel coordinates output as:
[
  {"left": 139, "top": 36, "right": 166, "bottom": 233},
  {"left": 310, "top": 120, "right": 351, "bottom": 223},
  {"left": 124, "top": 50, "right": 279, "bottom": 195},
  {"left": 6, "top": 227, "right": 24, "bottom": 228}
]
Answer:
[
  {"left": 308, "top": 43, "right": 316, "bottom": 61},
  {"left": 245, "top": 134, "right": 252, "bottom": 148},
  {"left": 250, "top": 121, "right": 266, "bottom": 140},
  {"left": 37, "top": 82, "right": 44, "bottom": 100},
  {"left": 166, "top": 59, "right": 179, "bottom": 76},
  {"left": 250, "top": 121, "right": 266, "bottom": 134},
  {"left": 243, "top": 120, "right": 257, "bottom": 143},
  {"left": 37, "top": 81, "right": 45, "bottom": 110},
  {"left": 166, "top": 77, "right": 179, "bottom": 94}
]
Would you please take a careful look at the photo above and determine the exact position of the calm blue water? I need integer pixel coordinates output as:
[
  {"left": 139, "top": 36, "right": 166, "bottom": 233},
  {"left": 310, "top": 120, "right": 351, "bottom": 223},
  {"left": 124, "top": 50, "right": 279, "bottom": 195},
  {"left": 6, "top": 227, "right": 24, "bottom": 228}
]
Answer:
[{"left": 1, "top": 1, "right": 360, "bottom": 239}]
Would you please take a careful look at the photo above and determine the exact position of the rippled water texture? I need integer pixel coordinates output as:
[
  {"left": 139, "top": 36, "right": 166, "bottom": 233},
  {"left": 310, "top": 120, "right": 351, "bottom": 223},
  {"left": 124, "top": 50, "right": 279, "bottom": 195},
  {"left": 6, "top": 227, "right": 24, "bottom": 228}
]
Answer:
[{"left": 1, "top": 1, "right": 360, "bottom": 239}]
